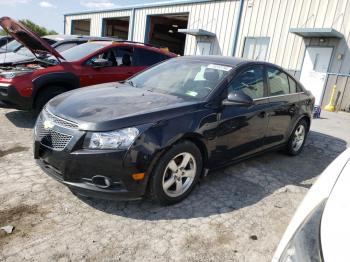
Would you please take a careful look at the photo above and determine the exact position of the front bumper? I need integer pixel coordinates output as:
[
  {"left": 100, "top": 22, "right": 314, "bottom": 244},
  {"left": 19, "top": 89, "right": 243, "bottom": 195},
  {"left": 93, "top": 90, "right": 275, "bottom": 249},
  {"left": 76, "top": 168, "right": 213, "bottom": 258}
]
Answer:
[
  {"left": 0, "top": 84, "right": 32, "bottom": 110},
  {"left": 33, "top": 113, "right": 150, "bottom": 201}
]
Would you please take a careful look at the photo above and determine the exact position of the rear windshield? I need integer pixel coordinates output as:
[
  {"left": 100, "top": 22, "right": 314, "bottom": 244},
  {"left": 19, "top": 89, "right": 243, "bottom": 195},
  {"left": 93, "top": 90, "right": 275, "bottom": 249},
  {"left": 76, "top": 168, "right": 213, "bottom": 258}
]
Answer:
[{"left": 60, "top": 42, "right": 105, "bottom": 62}]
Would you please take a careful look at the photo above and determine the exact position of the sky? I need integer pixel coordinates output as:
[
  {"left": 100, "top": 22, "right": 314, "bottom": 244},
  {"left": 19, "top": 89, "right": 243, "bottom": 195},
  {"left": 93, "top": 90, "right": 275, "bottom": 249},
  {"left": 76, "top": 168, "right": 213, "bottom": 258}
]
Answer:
[{"left": 0, "top": 0, "right": 184, "bottom": 34}]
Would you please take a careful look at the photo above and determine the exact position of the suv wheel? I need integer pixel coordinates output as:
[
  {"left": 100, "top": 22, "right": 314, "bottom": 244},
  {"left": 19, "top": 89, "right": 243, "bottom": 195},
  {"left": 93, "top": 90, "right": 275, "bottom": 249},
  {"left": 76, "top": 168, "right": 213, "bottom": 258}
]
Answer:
[
  {"left": 149, "top": 141, "right": 203, "bottom": 205},
  {"left": 34, "top": 86, "right": 67, "bottom": 115},
  {"left": 285, "top": 119, "right": 308, "bottom": 156}
]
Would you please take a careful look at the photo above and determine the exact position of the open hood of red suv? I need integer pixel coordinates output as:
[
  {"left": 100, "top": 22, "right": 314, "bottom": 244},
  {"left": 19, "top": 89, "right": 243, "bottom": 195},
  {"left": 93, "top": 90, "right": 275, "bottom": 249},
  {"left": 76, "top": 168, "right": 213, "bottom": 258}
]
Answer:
[{"left": 0, "top": 16, "right": 64, "bottom": 60}]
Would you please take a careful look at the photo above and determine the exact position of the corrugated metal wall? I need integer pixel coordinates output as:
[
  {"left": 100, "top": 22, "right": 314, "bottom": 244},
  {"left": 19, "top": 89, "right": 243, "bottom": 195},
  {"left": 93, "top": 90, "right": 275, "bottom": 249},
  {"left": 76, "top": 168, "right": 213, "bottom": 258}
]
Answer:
[
  {"left": 65, "top": 0, "right": 350, "bottom": 111},
  {"left": 236, "top": 0, "right": 350, "bottom": 74},
  {"left": 65, "top": 0, "right": 240, "bottom": 56},
  {"left": 65, "top": 10, "right": 133, "bottom": 37}
]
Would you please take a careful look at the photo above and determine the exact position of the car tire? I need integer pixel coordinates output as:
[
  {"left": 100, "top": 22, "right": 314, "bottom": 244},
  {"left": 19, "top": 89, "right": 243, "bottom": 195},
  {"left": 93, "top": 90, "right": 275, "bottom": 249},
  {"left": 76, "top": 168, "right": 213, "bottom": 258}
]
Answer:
[
  {"left": 149, "top": 140, "right": 203, "bottom": 205},
  {"left": 34, "top": 86, "right": 67, "bottom": 115},
  {"left": 285, "top": 119, "right": 308, "bottom": 156}
]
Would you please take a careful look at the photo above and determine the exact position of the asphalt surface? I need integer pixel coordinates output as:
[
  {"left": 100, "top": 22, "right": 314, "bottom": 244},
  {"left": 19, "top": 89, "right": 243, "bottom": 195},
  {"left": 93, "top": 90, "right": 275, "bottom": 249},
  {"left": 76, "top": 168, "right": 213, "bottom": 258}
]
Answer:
[{"left": 0, "top": 108, "right": 349, "bottom": 262}]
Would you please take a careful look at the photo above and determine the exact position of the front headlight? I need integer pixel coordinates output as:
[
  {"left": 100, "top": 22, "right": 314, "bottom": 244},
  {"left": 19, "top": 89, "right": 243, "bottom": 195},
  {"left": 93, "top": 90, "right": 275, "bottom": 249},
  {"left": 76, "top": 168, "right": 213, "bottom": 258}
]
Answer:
[
  {"left": 87, "top": 127, "right": 139, "bottom": 150},
  {"left": 0, "top": 71, "right": 32, "bottom": 79},
  {"left": 279, "top": 200, "right": 326, "bottom": 262}
]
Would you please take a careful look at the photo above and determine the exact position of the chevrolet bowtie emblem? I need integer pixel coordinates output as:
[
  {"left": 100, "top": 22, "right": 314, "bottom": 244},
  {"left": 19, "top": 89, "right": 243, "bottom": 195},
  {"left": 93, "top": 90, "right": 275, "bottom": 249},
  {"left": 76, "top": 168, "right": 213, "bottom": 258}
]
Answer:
[{"left": 43, "top": 120, "right": 54, "bottom": 129}]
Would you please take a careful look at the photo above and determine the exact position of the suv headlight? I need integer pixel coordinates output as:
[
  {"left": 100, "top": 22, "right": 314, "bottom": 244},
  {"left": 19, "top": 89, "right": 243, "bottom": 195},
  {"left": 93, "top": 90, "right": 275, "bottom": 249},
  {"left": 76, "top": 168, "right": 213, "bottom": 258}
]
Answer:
[
  {"left": 86, "top": 127, "right": 139, "bottom": 150},
  {"left": 0, "top": 71, "right": 32, "bottom": 79},
  {"left": 279, "top": 200, "right": 326, "bottom": 262}
]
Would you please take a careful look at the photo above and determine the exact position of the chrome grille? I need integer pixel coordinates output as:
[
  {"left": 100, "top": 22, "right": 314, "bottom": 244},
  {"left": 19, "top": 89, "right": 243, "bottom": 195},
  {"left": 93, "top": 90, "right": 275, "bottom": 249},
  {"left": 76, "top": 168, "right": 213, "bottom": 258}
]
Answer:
[
  {"left": 43, "top": 108, "right": 79, "bottom": 129},
  {"left": 35, "top": 110, "right": 75, "bottom": 151}
]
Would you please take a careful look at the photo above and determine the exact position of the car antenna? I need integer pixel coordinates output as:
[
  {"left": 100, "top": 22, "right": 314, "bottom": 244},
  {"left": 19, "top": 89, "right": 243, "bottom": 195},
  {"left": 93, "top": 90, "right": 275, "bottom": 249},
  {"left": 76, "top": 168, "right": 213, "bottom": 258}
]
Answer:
[{"left": 3, "top": 33, "right": 9, "bottom": 65}]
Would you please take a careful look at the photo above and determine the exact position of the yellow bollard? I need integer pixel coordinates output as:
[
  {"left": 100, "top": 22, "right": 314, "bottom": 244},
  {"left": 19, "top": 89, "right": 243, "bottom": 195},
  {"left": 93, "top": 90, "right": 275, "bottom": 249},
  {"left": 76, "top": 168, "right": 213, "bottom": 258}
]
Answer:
[{"left": 324, "top": 85, "right": 336, "bottom": 112}]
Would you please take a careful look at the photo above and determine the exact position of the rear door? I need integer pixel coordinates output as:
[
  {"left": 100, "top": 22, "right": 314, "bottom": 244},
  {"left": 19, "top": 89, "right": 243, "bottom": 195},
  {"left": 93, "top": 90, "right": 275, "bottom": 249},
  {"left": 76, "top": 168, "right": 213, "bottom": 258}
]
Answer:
[
  {"left": 133, "top": 47, "right": 170, "bottom": 71},
  {"left": 263, "top": 66, "right": 301, "bottom": 148}
]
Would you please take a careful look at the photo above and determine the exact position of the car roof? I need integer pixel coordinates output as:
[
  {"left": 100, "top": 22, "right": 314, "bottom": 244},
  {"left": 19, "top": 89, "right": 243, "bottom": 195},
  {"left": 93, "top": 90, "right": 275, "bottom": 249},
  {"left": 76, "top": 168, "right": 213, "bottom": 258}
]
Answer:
[
  {"left": 86, "top": 40, "right": 177, "bottom": 55},
  {"left": 177, "top": 55, "right": 253, "bottom": 67},
  {"left": 177, "top": 55, "right": 291, "bottom": 71},
  {"left": 44, "top": 35, "right": 117, "bottom": 42}
]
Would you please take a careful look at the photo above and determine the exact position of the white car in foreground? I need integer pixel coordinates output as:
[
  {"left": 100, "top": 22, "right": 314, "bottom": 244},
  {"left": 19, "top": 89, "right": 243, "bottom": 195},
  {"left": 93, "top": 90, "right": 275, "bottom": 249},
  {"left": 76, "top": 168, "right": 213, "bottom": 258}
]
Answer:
[{"left": 272, "top": 148, "right": 350, "bottom": 262}]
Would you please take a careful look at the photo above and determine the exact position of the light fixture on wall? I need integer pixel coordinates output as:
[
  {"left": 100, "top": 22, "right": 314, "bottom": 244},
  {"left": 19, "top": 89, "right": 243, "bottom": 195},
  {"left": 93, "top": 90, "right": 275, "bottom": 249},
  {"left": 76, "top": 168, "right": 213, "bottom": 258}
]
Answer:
[{"left": 319, "top": 38, "right": 325, "bottom": 42}]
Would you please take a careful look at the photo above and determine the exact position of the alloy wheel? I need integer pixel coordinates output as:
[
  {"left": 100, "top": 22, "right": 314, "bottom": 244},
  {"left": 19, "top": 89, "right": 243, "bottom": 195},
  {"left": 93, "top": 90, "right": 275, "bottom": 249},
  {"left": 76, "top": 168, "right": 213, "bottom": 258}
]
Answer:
[
  {"left": 292, "top": 125, "right": 305, "bottom": 151},
  {"left": 162, "top": 152, "right": 197, "bottom": 198}
]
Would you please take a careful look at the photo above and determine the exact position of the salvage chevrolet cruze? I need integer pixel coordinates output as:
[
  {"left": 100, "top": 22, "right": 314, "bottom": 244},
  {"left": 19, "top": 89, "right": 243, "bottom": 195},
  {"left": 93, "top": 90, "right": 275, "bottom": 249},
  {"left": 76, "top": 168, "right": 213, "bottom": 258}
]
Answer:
[{"left": 34, "top": 56, "right": 314, "bottom": 205}]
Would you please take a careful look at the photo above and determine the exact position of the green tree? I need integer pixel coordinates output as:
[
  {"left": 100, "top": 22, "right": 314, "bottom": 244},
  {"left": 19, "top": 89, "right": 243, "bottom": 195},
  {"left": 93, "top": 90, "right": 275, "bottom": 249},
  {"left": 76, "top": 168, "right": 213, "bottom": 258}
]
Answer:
[{"left": 0, "top": 19, "right": 57, "bottom": 36}]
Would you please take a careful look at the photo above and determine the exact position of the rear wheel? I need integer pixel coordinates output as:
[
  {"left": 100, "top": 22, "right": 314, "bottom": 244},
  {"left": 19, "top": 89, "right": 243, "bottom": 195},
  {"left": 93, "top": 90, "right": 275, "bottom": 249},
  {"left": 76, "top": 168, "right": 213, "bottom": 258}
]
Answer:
[
  {"left": 285, "top": 119, "right": 308, "bottom": 156},
  {"left": 149, "top": 141, "right": 203, "bottom": 205},
  {"left": 33, "top": 86, "right": 67, "bottom": 115}
]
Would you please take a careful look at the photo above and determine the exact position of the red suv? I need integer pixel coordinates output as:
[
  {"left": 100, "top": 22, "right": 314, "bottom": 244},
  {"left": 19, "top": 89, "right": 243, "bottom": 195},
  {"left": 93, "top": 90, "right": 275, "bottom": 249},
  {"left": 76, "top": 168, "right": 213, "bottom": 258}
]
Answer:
[{"left": 0, "top": 17, "right": 177, "bottom": 113}]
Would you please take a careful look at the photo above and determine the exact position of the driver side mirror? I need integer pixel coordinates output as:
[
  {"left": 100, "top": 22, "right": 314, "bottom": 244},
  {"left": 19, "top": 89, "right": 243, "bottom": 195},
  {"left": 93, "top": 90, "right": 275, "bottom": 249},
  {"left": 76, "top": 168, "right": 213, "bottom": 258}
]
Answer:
[
  {"left": 222, "top": 91, "right": 254, "bottom": 106},
  {"left": 91, "top": 58, "right": 112, "bottom": 68}
]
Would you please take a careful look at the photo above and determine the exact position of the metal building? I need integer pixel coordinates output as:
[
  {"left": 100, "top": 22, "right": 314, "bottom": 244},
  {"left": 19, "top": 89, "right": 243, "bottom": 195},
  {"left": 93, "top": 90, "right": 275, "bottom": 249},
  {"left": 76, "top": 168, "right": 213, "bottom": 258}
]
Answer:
[{"left": 65, "top": 0, "right": 350, "bottom": 111}]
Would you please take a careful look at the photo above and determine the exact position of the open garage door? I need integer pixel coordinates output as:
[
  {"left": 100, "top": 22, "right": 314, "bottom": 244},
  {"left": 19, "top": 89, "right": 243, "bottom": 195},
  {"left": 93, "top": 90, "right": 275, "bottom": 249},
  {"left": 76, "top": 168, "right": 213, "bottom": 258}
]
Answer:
[
  {"left": 103, "top": 17, "right": 129, "bottom": 40},
  {"left": 146, "top": 14, "right": 188, "bottom": 55},
  {"left": 71, "top": 19, "right": 91, "bottom": 35}
]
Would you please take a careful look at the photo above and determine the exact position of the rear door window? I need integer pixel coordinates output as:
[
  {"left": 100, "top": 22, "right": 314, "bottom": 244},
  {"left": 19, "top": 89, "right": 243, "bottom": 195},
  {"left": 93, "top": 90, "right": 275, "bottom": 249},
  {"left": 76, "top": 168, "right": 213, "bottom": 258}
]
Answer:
[
  {"left": 116, "top": 47, "right": 134, "bottom": 67},
  {"left": 134, "top": 48, "right": 169, "bottom": 66},
  {"left": 266, "top": 67, "right": 290, "bottom": 96}
]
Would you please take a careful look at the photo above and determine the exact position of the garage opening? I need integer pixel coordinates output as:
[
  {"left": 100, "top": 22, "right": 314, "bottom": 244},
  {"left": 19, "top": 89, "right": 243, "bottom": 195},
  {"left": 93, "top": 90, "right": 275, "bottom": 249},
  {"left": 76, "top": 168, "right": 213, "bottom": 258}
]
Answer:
[
  {"left": 71, "top": 19, "right": 91, "bottom": 35},
  {"left": 102, "top": 17, "right": 130, "bottom": 40},
  {"left": 146, "top": 14, "right": 189, "bottom": 55}
]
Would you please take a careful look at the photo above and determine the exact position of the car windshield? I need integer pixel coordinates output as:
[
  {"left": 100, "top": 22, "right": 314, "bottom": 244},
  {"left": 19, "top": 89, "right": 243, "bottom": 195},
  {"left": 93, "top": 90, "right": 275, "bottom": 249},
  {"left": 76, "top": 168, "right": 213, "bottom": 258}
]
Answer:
[
  {"left": 0, "top": 40, "right": 21, "bottom": 52},
  {"left": 60, "top": 42, "right": 106, "bottom": 62},
  {"left": 129, "top": 59, "right": 232, "bottom": 101}
]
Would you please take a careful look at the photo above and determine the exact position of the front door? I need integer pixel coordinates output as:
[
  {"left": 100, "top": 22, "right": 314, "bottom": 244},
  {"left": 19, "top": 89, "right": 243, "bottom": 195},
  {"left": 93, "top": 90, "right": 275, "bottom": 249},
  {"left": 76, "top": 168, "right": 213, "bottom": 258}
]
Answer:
[
  {"left": 80, "top": 46, "right": 136, "bottom": 87},
  {"left": 210, "top": 65, "right": 269, "bottom": 165},
  {"left": 300, "top": 46, "right": 333, "bottom": 105}
]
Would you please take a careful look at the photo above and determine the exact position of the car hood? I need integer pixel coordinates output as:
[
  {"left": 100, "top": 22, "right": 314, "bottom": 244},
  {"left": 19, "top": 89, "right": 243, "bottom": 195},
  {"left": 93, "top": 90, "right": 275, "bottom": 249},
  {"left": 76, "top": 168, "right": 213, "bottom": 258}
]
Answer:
[
  {"left": 320, "top": 153, "right": 350, "bottom": 262},
  {"left": 0, "top": 17, "right": 64, "bottom": 60},
  {"left": 47, "top": 82, "right": 201, "bottom": 131}
]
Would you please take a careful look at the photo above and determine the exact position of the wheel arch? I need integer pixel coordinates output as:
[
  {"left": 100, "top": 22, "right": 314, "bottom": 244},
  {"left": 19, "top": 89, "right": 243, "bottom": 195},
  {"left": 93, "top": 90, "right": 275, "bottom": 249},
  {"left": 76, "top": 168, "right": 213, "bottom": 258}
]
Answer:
[
  {"left": 289, "top": 114, "right": 311, "bottom": 138},
  {"left": 32, "top": 72, "right": 80, "bottom": 100}
]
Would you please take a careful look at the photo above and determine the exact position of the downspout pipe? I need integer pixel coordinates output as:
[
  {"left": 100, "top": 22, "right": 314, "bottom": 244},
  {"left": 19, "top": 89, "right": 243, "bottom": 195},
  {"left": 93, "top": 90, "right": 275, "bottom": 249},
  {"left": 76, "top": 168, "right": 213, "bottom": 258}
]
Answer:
[
  {"left": 129, "top": 8, "right": 136, "bottom": 41},
  {"left": 63, "top": 15, "right": 66, "bottom": 35},
  {"left": 231, "top": 0, "right": 244, "bottom": 57}
]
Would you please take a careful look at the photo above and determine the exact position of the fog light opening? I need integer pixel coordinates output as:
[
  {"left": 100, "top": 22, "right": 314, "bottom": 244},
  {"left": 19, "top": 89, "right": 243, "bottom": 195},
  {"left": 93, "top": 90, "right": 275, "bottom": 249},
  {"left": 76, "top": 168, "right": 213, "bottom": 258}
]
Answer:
[{"left": 91, "top": 175, "right": 112, "bottom": 189}]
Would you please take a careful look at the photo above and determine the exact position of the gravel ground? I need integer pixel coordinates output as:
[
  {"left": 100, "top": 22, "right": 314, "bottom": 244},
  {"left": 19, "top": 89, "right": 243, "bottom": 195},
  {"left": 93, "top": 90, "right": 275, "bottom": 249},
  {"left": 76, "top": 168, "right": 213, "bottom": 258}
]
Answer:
[{"left": 0, "top": 108, "right": 349, "bottom": 262}]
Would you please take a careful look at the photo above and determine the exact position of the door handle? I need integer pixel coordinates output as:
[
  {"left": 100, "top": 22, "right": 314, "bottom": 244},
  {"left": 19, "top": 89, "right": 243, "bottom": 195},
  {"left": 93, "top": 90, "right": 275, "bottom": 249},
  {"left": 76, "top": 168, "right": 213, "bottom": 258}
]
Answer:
[{"left": 289, "top": 104, "right": 297, "bottom": 114}]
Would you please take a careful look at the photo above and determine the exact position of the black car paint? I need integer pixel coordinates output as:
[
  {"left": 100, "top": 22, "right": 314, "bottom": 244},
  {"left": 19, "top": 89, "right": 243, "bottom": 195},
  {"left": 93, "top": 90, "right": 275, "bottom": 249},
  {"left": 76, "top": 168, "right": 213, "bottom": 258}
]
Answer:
[{"left": 34, "top": 56, "right": 313, "bottom": 200}]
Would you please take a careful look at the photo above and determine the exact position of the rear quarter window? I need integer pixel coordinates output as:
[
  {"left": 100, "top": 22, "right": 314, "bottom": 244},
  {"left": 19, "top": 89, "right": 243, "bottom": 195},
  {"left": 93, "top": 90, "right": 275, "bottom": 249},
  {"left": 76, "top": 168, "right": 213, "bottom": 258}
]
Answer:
[{"left": 288, "top": 76, "right": 297, "bottom": 93}]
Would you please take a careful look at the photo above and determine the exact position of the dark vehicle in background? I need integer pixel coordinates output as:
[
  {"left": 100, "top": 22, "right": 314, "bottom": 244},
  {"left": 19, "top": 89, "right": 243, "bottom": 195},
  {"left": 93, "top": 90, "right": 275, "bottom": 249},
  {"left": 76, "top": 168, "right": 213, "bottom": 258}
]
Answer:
[
  {"left": 0, "top": 36, "right": 13, "bottom": 50},
  {"left": 0, "top": 35, "right": 113, "bottom": 66},
  {"left": 0, "top": 38, "right": 21, "bottom": 54},
  {"left": 34, "top": 56, "right": 314, "bottom": 205},
  {"left": 0, "top": 17, "right": 176, "bottom": 113}
]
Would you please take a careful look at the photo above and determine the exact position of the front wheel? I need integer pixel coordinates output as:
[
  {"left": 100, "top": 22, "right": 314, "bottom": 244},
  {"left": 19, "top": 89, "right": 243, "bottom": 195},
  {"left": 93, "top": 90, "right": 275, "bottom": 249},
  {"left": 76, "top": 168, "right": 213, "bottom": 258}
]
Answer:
[
  {"left": 285, "top": 119, "right": 308, "bottom": 156},
  {"left": 149, "top": 141, "right": 203, "bottom": 205}
]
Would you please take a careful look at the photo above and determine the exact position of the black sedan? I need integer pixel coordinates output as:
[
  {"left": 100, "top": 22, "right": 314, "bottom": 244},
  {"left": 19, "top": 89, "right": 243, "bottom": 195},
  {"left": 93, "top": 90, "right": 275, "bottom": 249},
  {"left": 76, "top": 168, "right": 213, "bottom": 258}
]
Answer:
[{"left": 34, "top": 56, "right": 314, "bottom": 205}]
